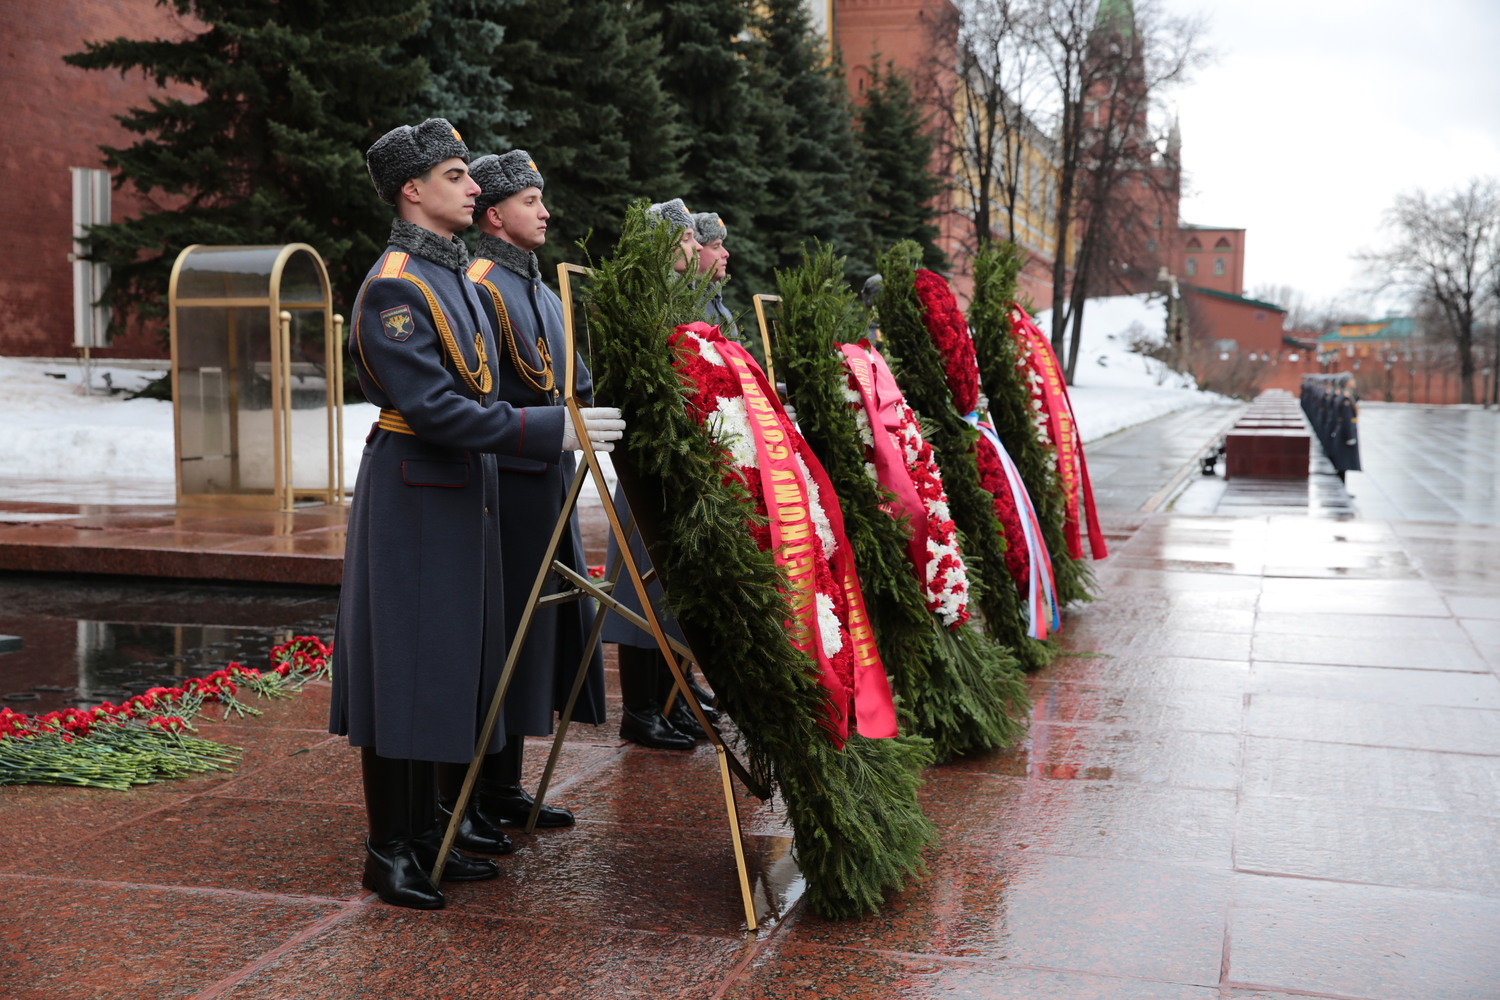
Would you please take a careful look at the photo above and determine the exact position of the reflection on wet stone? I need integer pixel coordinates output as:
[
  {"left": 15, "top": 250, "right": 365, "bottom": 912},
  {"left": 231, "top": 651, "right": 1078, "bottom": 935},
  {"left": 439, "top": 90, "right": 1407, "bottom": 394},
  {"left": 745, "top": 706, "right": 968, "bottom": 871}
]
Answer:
[
  {"left": 0, "top": 575, "right": 339, "bottom": 713},
  {"left": 3, "top": 402, "right": 1500, "bottom": 997}
]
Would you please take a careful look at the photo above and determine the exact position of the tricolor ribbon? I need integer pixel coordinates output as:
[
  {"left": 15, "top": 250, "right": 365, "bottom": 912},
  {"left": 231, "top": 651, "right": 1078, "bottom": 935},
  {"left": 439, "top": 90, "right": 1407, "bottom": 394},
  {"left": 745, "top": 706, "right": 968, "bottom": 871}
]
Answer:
[{"left": 970, "top": 415, "right": 1061, "bottom": 639}]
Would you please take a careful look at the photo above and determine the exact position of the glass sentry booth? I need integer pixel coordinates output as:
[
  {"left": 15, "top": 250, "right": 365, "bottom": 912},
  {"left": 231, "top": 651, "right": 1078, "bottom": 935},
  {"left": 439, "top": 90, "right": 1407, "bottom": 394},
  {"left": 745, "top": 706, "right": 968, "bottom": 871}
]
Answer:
[{"left": 168, "top": 244, "right": 344, "bottom": 511}]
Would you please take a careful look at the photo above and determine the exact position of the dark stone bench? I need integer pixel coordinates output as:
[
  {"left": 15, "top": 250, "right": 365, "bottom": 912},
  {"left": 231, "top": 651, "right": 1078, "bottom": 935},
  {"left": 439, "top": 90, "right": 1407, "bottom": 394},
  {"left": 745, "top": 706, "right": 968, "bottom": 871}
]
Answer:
[{"left": 1223, "top": 392, "right": 1311, "bottom": 480}]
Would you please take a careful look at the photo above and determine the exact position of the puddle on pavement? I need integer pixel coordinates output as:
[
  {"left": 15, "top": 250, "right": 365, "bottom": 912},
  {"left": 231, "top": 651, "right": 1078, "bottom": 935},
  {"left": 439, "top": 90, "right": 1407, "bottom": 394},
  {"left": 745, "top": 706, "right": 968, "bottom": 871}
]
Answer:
[{"left": 0, "top": 573, "right": 339, "bottom": 714}]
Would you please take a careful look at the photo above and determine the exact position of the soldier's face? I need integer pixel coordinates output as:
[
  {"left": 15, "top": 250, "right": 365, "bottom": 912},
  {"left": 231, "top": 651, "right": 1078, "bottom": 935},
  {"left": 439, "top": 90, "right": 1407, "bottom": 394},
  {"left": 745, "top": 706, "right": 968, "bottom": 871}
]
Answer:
[
  {"left": 405, "top": 157, "right": 480, "bottom": 238},
  {"left": 696, "top": 238, "right": 729, "bottom": 279},
  {"left": 673, "top": 229, "right": 701, "bottom": 274},
  {"left": 493, "top": 187, "right": 549, "bottom": 252}
]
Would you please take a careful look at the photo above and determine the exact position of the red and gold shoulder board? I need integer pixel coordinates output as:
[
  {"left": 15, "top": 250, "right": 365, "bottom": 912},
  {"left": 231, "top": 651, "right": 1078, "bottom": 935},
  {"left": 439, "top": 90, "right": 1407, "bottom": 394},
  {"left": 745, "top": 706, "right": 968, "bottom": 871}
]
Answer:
[
  {"left": 466, "top": 258, "right": 496, "bottom": 284},
  {"left": 379, "top": 251, "right": 410, "bottom": 280}
]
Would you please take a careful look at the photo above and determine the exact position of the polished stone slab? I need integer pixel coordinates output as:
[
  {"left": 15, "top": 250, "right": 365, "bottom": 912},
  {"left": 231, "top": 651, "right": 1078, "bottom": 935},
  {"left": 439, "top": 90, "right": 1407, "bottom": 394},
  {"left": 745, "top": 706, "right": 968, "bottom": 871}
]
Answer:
[
  {"left": 2, "top": 402, "right": 1499, "bottom": 999},
  {"left": 1226, "top": 874, "right": 1500, "bottom": 999}
]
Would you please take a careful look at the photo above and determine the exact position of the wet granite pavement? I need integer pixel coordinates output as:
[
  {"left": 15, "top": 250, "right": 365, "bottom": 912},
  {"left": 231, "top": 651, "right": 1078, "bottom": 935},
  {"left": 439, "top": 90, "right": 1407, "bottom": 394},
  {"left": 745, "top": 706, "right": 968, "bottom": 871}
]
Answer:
[{"left": 3, "top": 401, "right": 1500, "bottom": 999}]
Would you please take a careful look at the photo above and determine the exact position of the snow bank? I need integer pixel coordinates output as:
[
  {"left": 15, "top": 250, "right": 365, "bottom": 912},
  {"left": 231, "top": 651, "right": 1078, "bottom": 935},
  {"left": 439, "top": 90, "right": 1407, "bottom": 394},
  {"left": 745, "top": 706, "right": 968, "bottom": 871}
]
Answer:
[{"left": 0, "top": 292, "right": 1221, "bottom": 497}]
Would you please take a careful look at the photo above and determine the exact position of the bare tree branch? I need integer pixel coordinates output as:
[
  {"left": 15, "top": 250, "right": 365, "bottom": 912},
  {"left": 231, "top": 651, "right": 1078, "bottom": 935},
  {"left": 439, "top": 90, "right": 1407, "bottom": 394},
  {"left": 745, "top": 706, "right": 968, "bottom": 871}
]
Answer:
[{"left": 1358, "top": 177, "right": 1500, "bottom": 404}]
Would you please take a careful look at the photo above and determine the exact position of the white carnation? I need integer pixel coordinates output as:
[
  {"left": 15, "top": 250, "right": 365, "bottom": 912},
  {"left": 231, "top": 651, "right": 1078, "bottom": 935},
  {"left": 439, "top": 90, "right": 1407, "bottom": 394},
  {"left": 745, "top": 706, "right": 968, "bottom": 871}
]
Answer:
[
  {"left": 707, "top": 396, "right": 758, "bottom": 469},
  {"left": 795, "top": 453, "right": 837, "bottom": 557},
  {"left": 692, "top": 332, "right": 727, "bottom": 367},
  {"left": 815, "top": 591, "right": 844, "bottom": 657}
]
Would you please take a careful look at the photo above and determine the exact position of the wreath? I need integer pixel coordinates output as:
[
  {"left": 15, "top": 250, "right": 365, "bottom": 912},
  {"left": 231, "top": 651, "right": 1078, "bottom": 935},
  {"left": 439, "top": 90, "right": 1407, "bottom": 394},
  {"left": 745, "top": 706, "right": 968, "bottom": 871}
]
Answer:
[
  {"left": 775, "top": 244, "right": 1028, "bottom": 761},
  {"left": 1009, "top": 305, "right": 1109, "bottom": 563},
  {"left": 588, "top": 208, "right": 932, "bottom": 919},
  {"left": 876, "top": 242, "right": 1051, "bottom": 672},
  {"left": 669, "top": 321, "right": 895, "bottom": 743},
  {"left": 967, "top": 242, "right": 1095, "bottom": 604},
  {"left": 841, "top": 346, "right": 971, "bottom": 629}
]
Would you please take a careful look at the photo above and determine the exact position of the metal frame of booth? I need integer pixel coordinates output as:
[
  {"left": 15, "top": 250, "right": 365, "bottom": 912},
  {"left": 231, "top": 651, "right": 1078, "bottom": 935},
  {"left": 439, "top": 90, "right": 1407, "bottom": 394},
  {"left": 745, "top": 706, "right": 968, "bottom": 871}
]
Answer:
[{"left": 168, "top": 243, "right": 344, "bottom": 511}]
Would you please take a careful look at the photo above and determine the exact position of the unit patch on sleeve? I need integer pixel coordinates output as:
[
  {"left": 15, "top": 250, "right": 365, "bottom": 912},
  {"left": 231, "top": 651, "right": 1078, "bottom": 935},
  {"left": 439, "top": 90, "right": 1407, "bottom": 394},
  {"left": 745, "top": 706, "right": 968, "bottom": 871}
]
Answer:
[{"left": 381, "top": 305, "right": 415, "bottom": 342}]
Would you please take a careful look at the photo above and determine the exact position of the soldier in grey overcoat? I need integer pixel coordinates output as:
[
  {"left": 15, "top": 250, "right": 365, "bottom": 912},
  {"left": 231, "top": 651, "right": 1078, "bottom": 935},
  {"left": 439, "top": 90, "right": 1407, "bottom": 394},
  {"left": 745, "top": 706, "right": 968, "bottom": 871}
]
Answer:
[
  {"left": 331, "top": 119, "right": 623, "bottom": 909},
  {"left": 602, "top": 199, "right": 721, "bottom": 751},
  {"left": 691, "top": 210, "right": 739, "bottom": 341},
  {"left": 441, "top": 149, "right": 608, "bottom": 843}
]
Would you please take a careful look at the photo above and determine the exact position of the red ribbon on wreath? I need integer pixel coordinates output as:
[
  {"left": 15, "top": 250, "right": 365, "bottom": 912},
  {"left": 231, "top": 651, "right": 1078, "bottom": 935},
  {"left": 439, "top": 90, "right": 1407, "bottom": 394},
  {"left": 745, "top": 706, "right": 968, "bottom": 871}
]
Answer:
[
  {"left": 670, "top": 322, "right": 897, "bottom": 746},
  {"left": 1009, "top": 306, "right": 1108, "bottom": 561}
]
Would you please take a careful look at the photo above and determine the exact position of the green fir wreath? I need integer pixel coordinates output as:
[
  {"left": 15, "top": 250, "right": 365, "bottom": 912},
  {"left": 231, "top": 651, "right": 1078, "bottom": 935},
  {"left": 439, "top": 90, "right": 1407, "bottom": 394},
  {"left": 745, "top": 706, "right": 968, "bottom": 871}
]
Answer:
[
  {"left": 874, "top": 242, "right": 1052, "bottom": 672},
  {"left": 588, "top": 205, "right": 933, "bottom": 919},
  {"left": 774, "top": 244, "right": 1029, "bottom": 760},
  {"left": 968, "top": 241, "right": 1095, "bottom": 606}
]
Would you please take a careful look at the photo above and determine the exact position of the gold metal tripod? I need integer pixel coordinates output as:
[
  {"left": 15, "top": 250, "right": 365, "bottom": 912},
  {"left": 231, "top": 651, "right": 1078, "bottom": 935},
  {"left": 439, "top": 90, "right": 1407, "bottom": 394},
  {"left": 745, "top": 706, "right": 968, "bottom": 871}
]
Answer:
[{"left": 432, "top": 264, "right": 770, "bottom": 931}]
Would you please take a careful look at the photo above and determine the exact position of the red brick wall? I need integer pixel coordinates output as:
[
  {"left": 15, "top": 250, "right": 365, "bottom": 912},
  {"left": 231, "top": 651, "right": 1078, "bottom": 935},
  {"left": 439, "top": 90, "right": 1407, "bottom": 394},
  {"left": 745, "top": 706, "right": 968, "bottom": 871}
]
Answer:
[
  {"left": 1175, "top": 227, "right": 1245, "bottom": 296},
  {"left": 835, "top": 0, "right": 975, "bottom": 297},
  {"left": 1186, "top": 288, "right": 1284, "bottom": 356},
  {"left": 0, "top": 0, "right": 196, "bottom": 358}
]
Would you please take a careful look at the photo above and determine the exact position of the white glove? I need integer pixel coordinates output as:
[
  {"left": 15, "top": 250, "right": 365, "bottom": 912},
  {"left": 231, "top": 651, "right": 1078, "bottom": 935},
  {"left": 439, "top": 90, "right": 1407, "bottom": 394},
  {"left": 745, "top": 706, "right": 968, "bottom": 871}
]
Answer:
[
  {"left": 561, "top": 406, "right": 626, "bottom": 452},
  {"left": 782, "top": 402, "right": 798, "bottom": 426}
]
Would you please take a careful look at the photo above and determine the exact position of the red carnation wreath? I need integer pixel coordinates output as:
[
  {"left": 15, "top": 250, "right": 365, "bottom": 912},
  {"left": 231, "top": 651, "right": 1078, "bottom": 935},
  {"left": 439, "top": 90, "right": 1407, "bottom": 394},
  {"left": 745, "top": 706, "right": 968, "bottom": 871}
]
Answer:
[
  {"left": 668, "top": 322, "right": 896, "bottom": 744},
  {"left": 912, "top": 269, "right": 1032, "bottom": 588},
  {"left": 913, "top": 269, "right": 980, "bottom": 416},
  {"left": 839, "top": 344, "right": 971, "bottom": 630}
]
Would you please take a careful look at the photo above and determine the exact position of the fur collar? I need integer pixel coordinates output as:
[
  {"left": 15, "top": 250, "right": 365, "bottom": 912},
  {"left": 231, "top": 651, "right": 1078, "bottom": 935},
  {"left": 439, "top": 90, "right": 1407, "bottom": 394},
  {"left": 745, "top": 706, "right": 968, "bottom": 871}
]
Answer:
[
  {"left": 388, "top": 217, "right": 471, "bottom": 271},
  {"left": 475, "top": 233, "right": 540, "bottom": 281}
]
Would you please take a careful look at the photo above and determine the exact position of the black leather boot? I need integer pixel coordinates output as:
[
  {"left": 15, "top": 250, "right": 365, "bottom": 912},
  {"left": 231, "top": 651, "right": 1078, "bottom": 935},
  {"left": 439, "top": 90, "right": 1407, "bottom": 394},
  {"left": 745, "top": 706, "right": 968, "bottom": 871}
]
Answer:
[
  {"left": 617, "top": 644, "right": 695, "bottom": 751},
  {"left": 436, "top": 761, "right": 515, "bottom": 855},
  {"left": 411, "top": 760, "right": 499, "bottom": 882},
  {"left": 360, "top": 748, "right": 445, "bottom": 909},
  {"left": 474, "top": 736, "right": 576, "bottom": 829},
  {"left": 661, "top": 668, "right": 708, "bottom": 741},
  {"left": 687, "top": 672, "right": 721, "bottom": 723}
]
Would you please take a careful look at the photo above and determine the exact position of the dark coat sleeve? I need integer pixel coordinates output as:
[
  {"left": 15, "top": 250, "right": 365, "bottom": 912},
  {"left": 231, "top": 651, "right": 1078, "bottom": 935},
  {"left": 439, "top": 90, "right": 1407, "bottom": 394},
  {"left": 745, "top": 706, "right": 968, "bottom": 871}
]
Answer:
[{"left": 353, "top": 275, "right": 567, "bottom": 460}]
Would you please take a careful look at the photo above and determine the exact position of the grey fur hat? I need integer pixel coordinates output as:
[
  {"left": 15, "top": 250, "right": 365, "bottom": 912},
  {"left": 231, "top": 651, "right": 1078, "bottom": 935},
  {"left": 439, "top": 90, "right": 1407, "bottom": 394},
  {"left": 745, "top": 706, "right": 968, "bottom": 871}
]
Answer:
[
  {"left": 366, "top": 118, "right": 470, "bottom": 206},
  {"left": 471, "top": 150, "right": 545, "bottom": 211},
  {"left": 646, "top": 198, "right": 694, "bottom": 234},
  {"left": 691, "top": 211, "right": 727, "bottom": 245}
]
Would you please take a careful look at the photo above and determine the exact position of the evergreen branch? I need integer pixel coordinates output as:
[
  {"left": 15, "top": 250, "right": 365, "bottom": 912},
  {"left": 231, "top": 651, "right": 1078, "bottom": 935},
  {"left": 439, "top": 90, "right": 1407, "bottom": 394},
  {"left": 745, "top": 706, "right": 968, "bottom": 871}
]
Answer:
[
  {"left": 590, "top": 207, "right": 932, "bottom": 919},
  {"left": 775, "top": 244, "right": 1028, "bottom": 759}
]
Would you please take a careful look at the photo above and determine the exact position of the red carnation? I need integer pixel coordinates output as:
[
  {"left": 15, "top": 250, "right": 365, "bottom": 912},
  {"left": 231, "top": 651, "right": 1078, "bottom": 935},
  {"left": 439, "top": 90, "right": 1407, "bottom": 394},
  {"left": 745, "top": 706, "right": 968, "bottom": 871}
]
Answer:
[
  {"left": 974, "top": 441, "right": 1030, "bottom": 588},
  {"left": 913, "top": 269, "right": 980, "bottom": 415}
]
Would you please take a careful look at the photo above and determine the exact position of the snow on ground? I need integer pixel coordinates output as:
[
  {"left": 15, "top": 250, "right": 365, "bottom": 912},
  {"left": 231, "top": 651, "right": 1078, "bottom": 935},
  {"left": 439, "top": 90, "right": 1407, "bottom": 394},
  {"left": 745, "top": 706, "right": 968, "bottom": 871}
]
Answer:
[
  {"left": 0, "top": 294, "right": 1217, "bottom": 497},
  {"left": 1031, "top": 293, "right": 1223, "bottom": 443}
]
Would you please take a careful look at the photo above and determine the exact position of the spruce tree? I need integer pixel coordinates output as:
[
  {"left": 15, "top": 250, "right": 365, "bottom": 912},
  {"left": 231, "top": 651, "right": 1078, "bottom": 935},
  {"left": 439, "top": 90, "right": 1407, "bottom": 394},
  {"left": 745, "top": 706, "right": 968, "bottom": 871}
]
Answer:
[
  {"left": 406, "top": 0, "right": 523, "bottom": 155},
  {"left": 855, "top": 60, "right": 947, "bottom": 272},
  {"left": 744, "top": 0, "right": 873, "bottom": 290},
  {"left": 481, "top": 0, "right": 684, "bottom": 278},
  {"left": 640, "top": 0, "right": 769, "bottom": 313},
  {"left": 65, "top": 0, "right": 431, "bottom": 328}
]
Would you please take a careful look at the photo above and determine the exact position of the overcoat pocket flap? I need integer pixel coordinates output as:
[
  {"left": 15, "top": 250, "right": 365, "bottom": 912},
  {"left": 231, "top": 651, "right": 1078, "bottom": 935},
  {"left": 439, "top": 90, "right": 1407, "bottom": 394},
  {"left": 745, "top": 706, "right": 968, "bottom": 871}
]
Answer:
[
  {"left": 494, "top": 454, "right": 548, "bottom": 475},
  {"left": 402, "top": 458, "right": 470, "bottom": 487}
]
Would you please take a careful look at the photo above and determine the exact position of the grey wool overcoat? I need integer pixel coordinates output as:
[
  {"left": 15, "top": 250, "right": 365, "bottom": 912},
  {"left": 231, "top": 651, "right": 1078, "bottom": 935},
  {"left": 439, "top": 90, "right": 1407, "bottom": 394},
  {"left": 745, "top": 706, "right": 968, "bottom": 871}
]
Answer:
[
  {"left": 468, "top": 237, "right": 607, "bottom": 733},
  {"left": 331, "top": 234, "right": 566, "bottom": 763}
]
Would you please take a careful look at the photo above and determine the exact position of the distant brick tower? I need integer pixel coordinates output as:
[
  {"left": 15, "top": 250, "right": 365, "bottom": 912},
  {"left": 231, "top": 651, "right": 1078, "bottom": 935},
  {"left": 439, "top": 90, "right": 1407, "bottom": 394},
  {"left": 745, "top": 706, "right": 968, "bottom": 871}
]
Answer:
[{"left": 1078, "top": 0, "right": 1180, "bottom": 296}]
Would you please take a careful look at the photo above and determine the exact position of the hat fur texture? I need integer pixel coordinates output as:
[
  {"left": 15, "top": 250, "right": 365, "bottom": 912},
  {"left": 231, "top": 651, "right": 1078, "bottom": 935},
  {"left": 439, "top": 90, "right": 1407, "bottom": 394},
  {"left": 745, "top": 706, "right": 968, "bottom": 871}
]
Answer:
[
  {"left": 366, "top": 118, "right": 470, "bottom": 206},
  {"left": 691, "top": 211, "right": 727, "bottom": 245},
  {"left": 471, "top": 150, "right": 545, "bottom": 212},
  {"left": 646, "top": 198, "right": 694, "bottom": 234}
]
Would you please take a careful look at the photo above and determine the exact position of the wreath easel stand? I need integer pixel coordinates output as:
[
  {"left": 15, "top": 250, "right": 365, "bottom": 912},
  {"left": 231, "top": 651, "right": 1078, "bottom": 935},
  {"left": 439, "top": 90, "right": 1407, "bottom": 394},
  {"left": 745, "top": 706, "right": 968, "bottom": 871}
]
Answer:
[{"left": 431, "top": 264, "right": 770, "bottom": 931}]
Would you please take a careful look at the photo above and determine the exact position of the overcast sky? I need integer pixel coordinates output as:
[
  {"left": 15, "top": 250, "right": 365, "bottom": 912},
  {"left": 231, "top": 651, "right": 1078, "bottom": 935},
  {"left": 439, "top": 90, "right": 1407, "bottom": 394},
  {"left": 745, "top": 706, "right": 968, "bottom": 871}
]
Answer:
[{"left": 1158, "top": 0, "right": 1500, "bottom": 313}]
